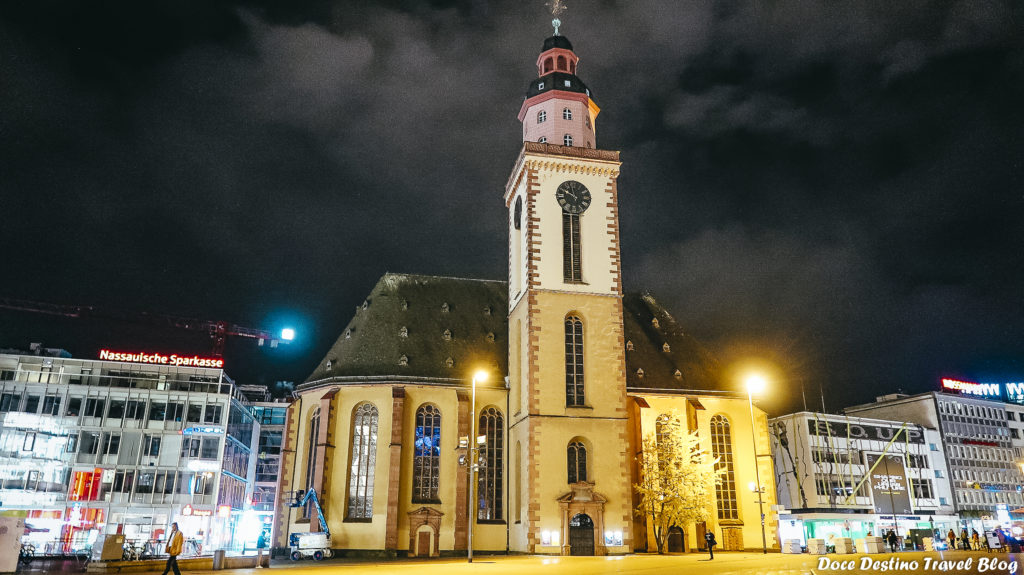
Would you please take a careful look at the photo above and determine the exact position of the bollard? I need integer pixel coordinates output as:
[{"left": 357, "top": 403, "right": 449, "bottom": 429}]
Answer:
[{"left": 213, "top": 549, "right": 226, "bottom": 570}]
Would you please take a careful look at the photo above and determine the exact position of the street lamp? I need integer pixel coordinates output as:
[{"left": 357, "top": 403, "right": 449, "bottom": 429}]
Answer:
[
  {"left": 745, "top": 374, "right": 768, "bottom": 555},
  {"left": 468, "top": 370, "right": 488, "bottom": 563}
]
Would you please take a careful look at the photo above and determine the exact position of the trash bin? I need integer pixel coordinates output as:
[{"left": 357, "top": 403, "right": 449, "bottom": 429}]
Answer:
[{"left": 213, "top": 549, "right": 226, "bottom": 570}]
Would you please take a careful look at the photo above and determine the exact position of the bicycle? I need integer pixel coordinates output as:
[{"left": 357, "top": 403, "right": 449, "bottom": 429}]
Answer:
[
  {"left": 183, "top": 538, "right": 203, "bottom": 557},
  {"left": 19, "top": 543, "right": 35, "bottom": 567}
]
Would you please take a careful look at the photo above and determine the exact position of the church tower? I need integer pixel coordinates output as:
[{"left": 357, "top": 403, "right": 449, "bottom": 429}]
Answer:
[{"left": 506, "top": 26, "right": 631, "bottom": 555}]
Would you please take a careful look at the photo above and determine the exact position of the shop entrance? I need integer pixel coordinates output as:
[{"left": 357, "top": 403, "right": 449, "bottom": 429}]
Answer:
[{"left": 569, "top": 514, "right": 594, "bottom": 556}]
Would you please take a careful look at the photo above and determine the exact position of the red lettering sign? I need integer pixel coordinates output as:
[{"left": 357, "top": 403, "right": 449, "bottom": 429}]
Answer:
[{"left": 98, "top": 349, "right": 224, "bottom": 369}]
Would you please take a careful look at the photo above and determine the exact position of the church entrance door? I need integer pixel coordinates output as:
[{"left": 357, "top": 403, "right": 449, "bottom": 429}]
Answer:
[
  {"left": 667, "top": 526, "right": 684, "bottom": 552},
  {"left": 569, "top": 513, "right": 595, "bottom": 556}
]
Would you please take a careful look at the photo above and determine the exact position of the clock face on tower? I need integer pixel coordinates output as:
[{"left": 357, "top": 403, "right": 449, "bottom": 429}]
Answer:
[{"left": 556, "top": 180, "right": 592, "bottom": 214}]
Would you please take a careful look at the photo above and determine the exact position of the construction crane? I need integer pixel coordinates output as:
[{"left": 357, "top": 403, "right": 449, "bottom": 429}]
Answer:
[
  {"left": 0, "top": 296, "right": 294, "bottom": 356},
  {"left": 287, "top": 489, "right": 332, "bottom": 561}
]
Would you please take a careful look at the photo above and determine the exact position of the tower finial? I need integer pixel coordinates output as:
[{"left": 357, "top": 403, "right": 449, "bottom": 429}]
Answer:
[{"left": 546, "top": 0, "right": 567, "bottom": 35}]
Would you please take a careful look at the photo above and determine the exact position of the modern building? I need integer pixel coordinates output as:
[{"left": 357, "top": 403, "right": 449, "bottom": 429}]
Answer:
[
  {"left": 845, "top": 390, "right": 1024, "bottom": 533},
  {"left": 244, "top": 386, "right": 288, "bottom": 550},
  {"left": 272, "top": 25, "right": 777, "bottom": 558},
  {"left": 769, "top": 411, "right": 958, "bottom": 547},
  {"left": 0, "top": 350, "right": 260, "bottom": 554}
]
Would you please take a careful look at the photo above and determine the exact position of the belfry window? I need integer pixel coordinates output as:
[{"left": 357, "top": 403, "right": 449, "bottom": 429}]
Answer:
[
  {"left": 567, "top": 440, "right": 587, "bottom": 483},
  {"left": 478, "top": 407, "right": 504, "bottom": 521},
  {"left": 347, "top": 403, "right": 378, "bottom": 520},
  {"left": 538, "top": 110, "right": 547, "bottom": 124},
  {"left": 413, "top": 404, "right": 442, "bottom": 502},
  {"left": 565, "top": 315, "right": 585, "bottom": 406},
  {"left": 710, "top": 415, "right": 738, "bottom": 520},
  {"left": 563, "top": 108, "right": 572, "bottom": 120},
  {"left": 562, "top": 212, "right": 581, "bottom": 281},
  {"left": 304, "top": 407, "right": 321, "bottom": 518},
  {"left": 563, "top": 134, "right": 573, "bottom": 146}
]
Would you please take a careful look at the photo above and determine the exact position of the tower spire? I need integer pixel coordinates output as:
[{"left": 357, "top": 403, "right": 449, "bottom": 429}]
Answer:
[{"left": 546, "top": 0, "right": 567, "bottom": 35}]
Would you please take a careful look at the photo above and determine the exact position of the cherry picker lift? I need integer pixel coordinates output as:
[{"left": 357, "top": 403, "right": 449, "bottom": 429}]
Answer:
[{"left": 287, "top": 489, "right": 333, "bottom": 560}]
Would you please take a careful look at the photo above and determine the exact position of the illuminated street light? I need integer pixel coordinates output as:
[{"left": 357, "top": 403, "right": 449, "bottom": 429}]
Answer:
[
  {"left": 281, "top": 328, "right": 295, "bottom": 341},
  {"left": 746, "top": 373, "right": 769, "bottom": 555},
  {"left": 468, "top": 370, "right": 488, "bottom": 563}
]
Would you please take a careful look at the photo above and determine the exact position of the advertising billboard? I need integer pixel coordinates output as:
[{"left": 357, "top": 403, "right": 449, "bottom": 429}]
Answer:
[
  {"left": 864, "top": 453, "right": 913, "bottom": 515},
  {"left": 808, "top": 419, "right": 924, "bottom": 445}
]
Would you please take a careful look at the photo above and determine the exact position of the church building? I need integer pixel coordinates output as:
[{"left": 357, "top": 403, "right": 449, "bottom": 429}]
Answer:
[{"left": 272, "top": 27, "right": 777, "bottom": 558}]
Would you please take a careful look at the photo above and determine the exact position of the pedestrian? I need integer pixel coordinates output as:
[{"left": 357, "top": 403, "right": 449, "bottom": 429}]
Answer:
[
  {"left": 960, "top": 529, "right": 970, "bottom": 551},
  {"left": 947, "top": 529, "right": 957, "bottom": 550},
  {"left": 257, "top": 530, "right": 267, "bottom": 550},
  {"left": 162, "top": 522, "right": 184, "bottom": 575},
  {"left": 705, "top": 531, "right": 717, "bottom": 560},
  {"left": 971, "top": 530, "right": 980, "bottom": 550},
  {"left": 886, "top": 530, "right": 898, "bottom": 553}
]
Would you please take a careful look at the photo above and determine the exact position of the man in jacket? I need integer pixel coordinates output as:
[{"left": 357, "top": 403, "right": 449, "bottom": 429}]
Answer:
[
  {"left": 705, "top": 531, "right": 717, "bottom": 560},
  {"left": 162, "top": 522, "right": 184, "bottom": 575}
]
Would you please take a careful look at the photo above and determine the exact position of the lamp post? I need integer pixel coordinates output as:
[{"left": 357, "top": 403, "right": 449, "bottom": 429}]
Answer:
[
  {"left": 746, "top": 374, "right": 769, "bottom": 555},
  {"left": 468, "top": 370, "right": 487, "bottom": 563}
]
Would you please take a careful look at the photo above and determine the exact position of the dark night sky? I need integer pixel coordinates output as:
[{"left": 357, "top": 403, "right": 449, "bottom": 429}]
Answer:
[{"left": 1, "top": 1, "right": 1022, "bottom": 415}]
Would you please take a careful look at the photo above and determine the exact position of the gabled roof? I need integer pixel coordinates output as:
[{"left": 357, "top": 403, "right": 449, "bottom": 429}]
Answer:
[{"left": 303, "top": 274, "right": 723, "bottom": 394}]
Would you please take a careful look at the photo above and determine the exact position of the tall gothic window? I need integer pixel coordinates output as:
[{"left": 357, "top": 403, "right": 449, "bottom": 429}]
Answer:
[
  {"left": 565, "top": 315, "right": 585, "bottom": 406},
  {"left": 347, "top": 402, "right": 378, "bottom": 520},
  {"left": 413, "top": 404, "right": 442, "bottom": 502},
  {"left": 514, "top": 441, "right": 522, "bottom": 522},
  {"left": 562, "top": 213, "right": 581, "bottom": 282},
  {"left": 304, "top": 407, "right": 321, "bottom": 518},
  {"left": 477, "top": 407, "right": 504, "bottom": 521},
  {"left": 710, "top": 414, "right": 738, "bottom": 520},
  {"left": 567, "top": 440, "right": 587, "bottom": 483}
]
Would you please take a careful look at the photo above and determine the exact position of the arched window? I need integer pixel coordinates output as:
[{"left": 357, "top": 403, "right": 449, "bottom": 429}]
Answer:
[
  {"left": 413, "top": 404, "right": 442, "bottom": 502},
  {"left": 304, "top": 407, "right": 321, "bottom": 518},
  {"left": 563, "top": 107, "right": 572, "bottom": 120},
  {"left": 557, "top": 55, "right": 567, "bottom": 71},
  {"left": 565, "top": 315, "right": 585, "bottom": 406},
  {"left": 563, "top": 134, "right": 573, "bottom": 146},
  {"left": 539, "top": 137, "right": 547, "bottom": 144},
  {"left": 544, "top": 57, "right": 553, "bottom": 73},
  {"left": 537, "top": 110, "right": 547, "bottom": 124},
  {"left": 710, "top": 415, "right": 738, "bottom": 519},
  {"left": 655, "top": 413, "right": 675, "bottom": 447},
  {"left": 347, "top": 402, "right": 378, "bottom": 519},
  {"left": 477, "top": 407, "right": 504, "bottom": 521},
  {"left": 567, "top": 440, "right": 587, "bottom": 483}
]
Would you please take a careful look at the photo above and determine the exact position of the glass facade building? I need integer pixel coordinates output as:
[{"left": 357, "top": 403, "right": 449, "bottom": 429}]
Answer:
[{"left": 0, "top": 352, "right": 260, "bottom": 555}]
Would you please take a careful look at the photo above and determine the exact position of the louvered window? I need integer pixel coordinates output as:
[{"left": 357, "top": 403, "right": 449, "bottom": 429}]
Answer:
[
  {"left": 565, "top": 315, "right": 585, "bottom": 406},
  {"left": 562, "top": 213, "right": 582, "bottom": 282}
]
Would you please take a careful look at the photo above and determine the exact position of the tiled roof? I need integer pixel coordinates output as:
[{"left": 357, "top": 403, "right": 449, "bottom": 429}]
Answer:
[{"left": 303, "top": 274, "right": 722, "bottom": 393}]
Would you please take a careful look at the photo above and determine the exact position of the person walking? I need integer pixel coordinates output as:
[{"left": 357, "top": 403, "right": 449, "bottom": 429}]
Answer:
[
  {"left": 947, "top": 529, "right": 957, "bottom": 550},
  {"left": 960, "top": 529, "right": 970, "bottom": 551},
  {"left": 705, "top": 531, "right": 717, "bottom": 560},
  {"left": 971, "top": 530, "right": 980, "bottom": 550},
  {"left": 886, "top": 530, "right": 898, "bottom": 553},
  {"left": 161, "top": 522, "right": 184, "bottom": 575}
]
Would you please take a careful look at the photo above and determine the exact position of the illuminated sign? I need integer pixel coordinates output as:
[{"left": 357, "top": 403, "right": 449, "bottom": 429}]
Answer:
[
  {"left": 181, "top": 504, "right": 213, "bottom": 517},
  {"left": 808, "top": 419, "right": 924, "bottom": 444},
  {"left": 1006, "top": 382, "right": 1024, "bottom": 404},
  {"left": 941, "top": 379, "right": 1000, "bottom": 397},
  {"left": 217, "top": 505, "right": 231, "bottom": 518},
  {"left": 99, "top": 349, "right": 224, "bottom": 369},
  {"left": 182, "top": 426, "right": 224, "bottom": 435}
]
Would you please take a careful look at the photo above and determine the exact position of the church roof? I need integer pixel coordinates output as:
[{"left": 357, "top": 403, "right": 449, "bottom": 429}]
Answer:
[
  {"left": 302, "top": 274, "right": 723, "bottom": 394},
  {"left": 525, "top": 71, "right": 591, "bottom": 99}
]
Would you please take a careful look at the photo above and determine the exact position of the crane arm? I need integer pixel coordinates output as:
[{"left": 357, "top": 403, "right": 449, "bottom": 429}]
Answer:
[{"left": 289, "top": 489, "right": 330, "bottom": 539}]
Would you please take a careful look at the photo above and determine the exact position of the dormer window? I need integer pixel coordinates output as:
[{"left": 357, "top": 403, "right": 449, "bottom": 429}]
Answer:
[
  {"left": 636, "top": 368, "right": 645, "bottom": 378},
  {"left": 445, "top": 357, "right": 455, "bottom": 368},
  {"left": 651, "top": 318, "right": 660, "bottom": 328},
  {"left": 538, "top": 81, "right": 545, "bottom": 90},
  {"left": 564, "top": 80, "right": 571, "bottom": 87},
  {"left": 674, "top": 370, "right": 683, "bottom": 380},
  {"left": 399, "top": 326, "right": 408, "bottom": 338},
  {"left": 442, "top": 329, "right": 452, "bottom": 341},
  {"left": 538, "top": 110, "right": 547, "bottom": 123},
  {"left": 441, "top": 302, "right": 450, "bottom": 313},
  {"left": 626, "top": 340, "right": 634, "bottom": 351},
  {"left": 563, "top": 108, "right": 573, "bottom": 120},
  {"left": 539, "top": 137, "right": 547, "bottom": 144},
  {"left": 662, "top": 343, "right": 671, "bottom": 353},
  {"left": 399, "top": 355, "right": 409, "bottom": 366},
  {"left": 563, "top": 134, "right": 573, "bottom": 146}
]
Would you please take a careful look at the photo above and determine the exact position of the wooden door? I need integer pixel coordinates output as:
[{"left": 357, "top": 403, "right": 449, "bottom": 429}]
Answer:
[{"left": 417, "top": 531, "right": 431, "bottom": 557}]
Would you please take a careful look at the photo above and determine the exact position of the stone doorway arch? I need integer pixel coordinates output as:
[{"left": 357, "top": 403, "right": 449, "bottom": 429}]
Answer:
[{"left": 407, "top": 507, "right": 442, "bottom": 557}]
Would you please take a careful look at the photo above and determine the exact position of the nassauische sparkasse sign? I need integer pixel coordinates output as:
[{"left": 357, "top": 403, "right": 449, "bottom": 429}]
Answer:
[{"left": 98, "top": 349, "right": 225, "bottom": 368}]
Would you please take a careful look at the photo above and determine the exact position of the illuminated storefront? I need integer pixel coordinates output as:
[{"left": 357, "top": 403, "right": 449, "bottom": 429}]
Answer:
[{"left": 0, "top": 350, "right": 260, "bottom": 554}]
